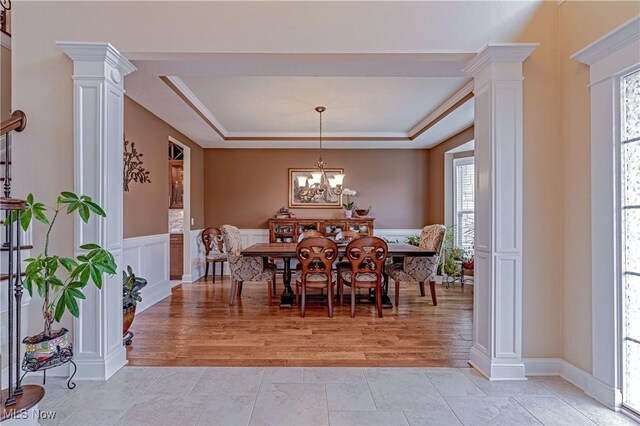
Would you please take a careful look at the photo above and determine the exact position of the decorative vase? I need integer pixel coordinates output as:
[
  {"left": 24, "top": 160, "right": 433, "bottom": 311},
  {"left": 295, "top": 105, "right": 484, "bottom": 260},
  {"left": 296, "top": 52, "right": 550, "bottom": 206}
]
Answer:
[
  {"left": 22, "top": 328, "right": 71, "bottom": 371},
  {"left": 123, "top": 305, "right": 137, "bottom": 336},
  {"left": 344, "top": 210, "right": 353, "bottom": 218}
]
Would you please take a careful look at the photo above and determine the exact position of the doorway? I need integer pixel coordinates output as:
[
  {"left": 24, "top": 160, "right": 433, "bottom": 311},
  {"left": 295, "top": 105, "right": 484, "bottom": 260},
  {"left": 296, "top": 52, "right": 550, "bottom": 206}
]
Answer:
[{"left": 167, "top": 137, "right": 191, "bottom": 283}]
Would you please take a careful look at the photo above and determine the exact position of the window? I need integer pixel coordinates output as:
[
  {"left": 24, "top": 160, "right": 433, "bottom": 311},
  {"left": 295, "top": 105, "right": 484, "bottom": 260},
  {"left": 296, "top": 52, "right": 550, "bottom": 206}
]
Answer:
[
  {"left": 453, "top": 157, "right": 474, "bottom": 249},
  {"left": 621, "top": 68, "right": 640, "bottom": 413}
]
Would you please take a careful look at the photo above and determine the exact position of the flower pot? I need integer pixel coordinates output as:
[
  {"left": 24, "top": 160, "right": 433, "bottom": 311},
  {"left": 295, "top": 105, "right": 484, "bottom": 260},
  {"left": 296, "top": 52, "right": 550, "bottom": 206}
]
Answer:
[
  {"left": 344, "top": 210, "right": 353, "bottom": 218},
  {"left": 22, "top": 328, "right": 71, "bottom": 372},
  {"left": 123, "top": 305, "right": 137, "bottom": 336}
]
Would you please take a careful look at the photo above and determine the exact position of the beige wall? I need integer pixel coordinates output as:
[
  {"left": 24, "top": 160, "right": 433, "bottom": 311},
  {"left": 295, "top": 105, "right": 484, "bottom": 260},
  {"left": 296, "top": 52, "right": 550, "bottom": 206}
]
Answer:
[
  {"left": 513, "top": 0, "right": 565, "bottom": 360},
  {"left": 124, "top": 96, "right": 204, "bottom": 238},
  {"left": 427, "top": 126, "right": 474, "bottom": 225},
  {"left": 558, "top": 1, "right": 640, "bottom": 373},
  {"left": 1, "top": 45, "right": 10, "bottom": 120},
  {"left": 204, "top": 149, "right": 429, "bottom": 229}
]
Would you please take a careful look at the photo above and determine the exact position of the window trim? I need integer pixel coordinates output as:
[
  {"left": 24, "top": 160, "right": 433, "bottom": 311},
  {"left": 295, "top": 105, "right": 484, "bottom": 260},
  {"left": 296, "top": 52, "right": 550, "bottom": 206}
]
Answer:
[{"left": 453, "top": 156, "right": 474, "bottom": 249}]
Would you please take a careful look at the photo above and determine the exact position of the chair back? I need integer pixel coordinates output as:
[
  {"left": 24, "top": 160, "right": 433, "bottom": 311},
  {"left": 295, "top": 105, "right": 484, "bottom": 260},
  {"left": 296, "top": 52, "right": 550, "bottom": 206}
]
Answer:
[
  {"left": 345, "top": 237, "right": 388, "bottom": 276},
  {"left": 419, "top": 225, "right": 447, "bottom": 255},
  {"left": 297, "top": 229, "right": 323, "bottom": 243},
  {"left": 202, "top": 227, "right": 224, "bottom": 255},
  {"left": 335, "top": 230, "right": 361, "bottom": 243},
  {"left": 220, "top": 225, "right": 243, "bottom": 256},
  {"left": 296, "top": 237, "right": 338, "bottom": 276}
]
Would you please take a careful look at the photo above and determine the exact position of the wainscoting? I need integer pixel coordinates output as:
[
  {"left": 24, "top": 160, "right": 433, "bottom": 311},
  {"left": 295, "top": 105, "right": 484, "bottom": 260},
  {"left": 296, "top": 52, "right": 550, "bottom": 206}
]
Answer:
[{"left": 123, "top": 234, "right": 171, "bottom": 314}]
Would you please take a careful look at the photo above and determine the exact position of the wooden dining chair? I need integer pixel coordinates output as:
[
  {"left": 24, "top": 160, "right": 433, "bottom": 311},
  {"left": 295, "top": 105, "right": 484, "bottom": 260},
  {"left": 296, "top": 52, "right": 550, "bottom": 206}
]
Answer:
[
  {"left": 202, "top": 227, "right": 228, "bottom": 283},
  {"left": 338, "top": 237, "right": 388, "bottom": 318},
  {"left": 385, "top": 225, "right": 445, "bottom": 307},
  {"left": 335, "top": 230, "right": 362, "bottom": 297},
  {"left": 295, "top": 237, "right": 338, "bottom": 318}
]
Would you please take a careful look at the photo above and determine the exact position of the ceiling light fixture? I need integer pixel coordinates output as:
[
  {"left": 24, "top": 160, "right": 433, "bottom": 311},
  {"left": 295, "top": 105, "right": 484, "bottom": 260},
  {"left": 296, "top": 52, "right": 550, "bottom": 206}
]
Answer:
[{"left": 296, "top": 106, "right": 345, "bottom": 199}]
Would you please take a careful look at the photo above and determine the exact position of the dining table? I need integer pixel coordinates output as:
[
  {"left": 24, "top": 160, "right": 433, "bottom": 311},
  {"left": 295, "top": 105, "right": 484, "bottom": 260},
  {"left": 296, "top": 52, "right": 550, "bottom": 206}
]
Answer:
[{"left": 241, "top": 242, "right": 436, "bottom": 308}]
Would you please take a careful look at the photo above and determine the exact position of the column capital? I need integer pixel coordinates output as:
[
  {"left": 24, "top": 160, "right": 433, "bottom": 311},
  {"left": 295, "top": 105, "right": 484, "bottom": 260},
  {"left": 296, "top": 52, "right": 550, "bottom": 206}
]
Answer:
[
  {"left": 57, "top": 41, "right": 136, "bottom": 83},
  {"left": 464, "top": 43, "right": 539, "bottom": 77}
]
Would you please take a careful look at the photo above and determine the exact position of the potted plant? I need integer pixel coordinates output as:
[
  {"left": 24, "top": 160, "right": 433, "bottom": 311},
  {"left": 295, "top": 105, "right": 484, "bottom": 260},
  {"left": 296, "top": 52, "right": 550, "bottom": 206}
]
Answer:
[
  {"left": 462, "top": 250, "right": 474, "bottom": 276},
  {"left": 341, "top": 188, "right": 357, "bottom": 218},
  {"left": 10, "top": 192, "right": 116, "bottom": 370},
  {"left": 405, "top": 235, "right": 421, "bottom": 247},
  {"left": 123, "top": 266, "right": 147, "bottom": 344},
  {"left": 443, "top": 256, "right": 461, "bottom": 278}
]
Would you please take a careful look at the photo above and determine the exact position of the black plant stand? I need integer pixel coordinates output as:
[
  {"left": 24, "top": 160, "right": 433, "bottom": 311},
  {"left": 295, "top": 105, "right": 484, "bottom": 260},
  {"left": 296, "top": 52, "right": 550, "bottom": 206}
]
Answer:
[
  {"left": 21, "top": 345, "right": 77, "bottom": 390},
  {"left": 124, "top": 331, "right": 134, "bottom": 346}
]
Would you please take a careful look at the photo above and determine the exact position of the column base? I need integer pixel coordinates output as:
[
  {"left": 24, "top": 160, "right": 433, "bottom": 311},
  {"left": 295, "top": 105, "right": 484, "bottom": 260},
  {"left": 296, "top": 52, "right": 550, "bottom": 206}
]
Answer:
[
  {"left": 469, "top": 346, "right": 526, "bottom": 381},
  {"left": 72, "top": 346, "right": 126, "bottom": 381}
]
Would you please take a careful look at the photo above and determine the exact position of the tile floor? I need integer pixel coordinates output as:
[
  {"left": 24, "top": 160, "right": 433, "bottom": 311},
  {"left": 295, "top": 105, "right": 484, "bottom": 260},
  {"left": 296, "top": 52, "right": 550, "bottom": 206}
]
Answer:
[{"left": 23, "top": 367, "right": 637, "bottom": 425}]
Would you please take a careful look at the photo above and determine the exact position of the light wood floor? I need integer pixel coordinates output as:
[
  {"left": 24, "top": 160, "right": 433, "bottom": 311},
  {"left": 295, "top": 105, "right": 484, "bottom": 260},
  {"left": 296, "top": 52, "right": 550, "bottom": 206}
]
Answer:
[{"left": 126, "top": 276, "right": 473, "bottom": 367}]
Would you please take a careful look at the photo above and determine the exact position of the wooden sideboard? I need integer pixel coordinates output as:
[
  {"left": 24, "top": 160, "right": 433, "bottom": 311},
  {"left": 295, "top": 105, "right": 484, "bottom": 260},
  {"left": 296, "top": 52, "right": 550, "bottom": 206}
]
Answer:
[{"left": 268, "top": 217, "right": 375, "bottom": 243}]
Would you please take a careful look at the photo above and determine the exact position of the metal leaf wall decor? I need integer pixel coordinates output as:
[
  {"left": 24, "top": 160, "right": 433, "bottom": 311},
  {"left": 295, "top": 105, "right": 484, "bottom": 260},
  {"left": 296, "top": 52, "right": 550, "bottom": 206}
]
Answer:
[{"left": 123, "top": 136, "right": 151, "bottom": 192}]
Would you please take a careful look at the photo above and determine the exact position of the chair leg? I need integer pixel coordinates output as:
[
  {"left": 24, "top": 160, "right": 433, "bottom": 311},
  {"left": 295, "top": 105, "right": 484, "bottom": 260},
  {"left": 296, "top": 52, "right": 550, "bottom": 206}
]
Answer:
[
  {"left": 351, "top": 284, "right": 356, "bottom": 318},
  {"left": 419, "top": 281, "right": 425, "bottom": 297},
  {"left": 376, "top": 282, "right": 383, "bottom": 318},
  {"left": 301, "top": 283, "right": 306, "bottom": 318},
  {"left": 395, "top": 280, "right": 400, "bottom": 307},
  {"left": 212, "top": 262, "right": 216, "bottom": 283},
  {"left": 327, "top": 283, "right": 333, "bottom": 318},
  {"left": 430, "top": 280, "right": 438, "bottom": 306},
  {"left": 220, "top": 262, "right": 224, "bottom": 279},
  {"left": 229, "top": 280, "right": 238, "bottom": 306},
  {"left": 205, "top": 263, "right": 210, "bottom": 281},
  {"left": 272, "top": 271, "right": 277, "bottom": 296},
  {"left": 338, "top": 275, "right": 344, "bottom": 306},
  {"left": 238, "top": 281, "right": 243, "bottom": 296}
]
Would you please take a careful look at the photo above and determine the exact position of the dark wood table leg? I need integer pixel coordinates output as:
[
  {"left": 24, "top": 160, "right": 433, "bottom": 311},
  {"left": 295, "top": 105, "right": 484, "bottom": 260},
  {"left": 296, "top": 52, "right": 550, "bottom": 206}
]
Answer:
[
  {"left": 381, "top": 271, "right": 392, "bottom": 308},
  {"left": 280, "top": 256, "right": 294, "bottom": 308}
]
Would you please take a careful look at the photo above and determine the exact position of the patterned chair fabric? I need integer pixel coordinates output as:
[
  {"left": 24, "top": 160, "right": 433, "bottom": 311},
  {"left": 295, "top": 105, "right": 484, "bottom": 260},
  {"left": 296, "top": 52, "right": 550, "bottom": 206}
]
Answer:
[
  {"left": 294, "top": 270, "right": 337, "bottom": 283},
  {"left": 386, "top": 224, "right": 446, "bottom": 283},
  {"left": 220, "top": 225, "right": 276, "bottom": 282},
  {"left": 339, "top": 270, "right": 378, "bottom": 283}
]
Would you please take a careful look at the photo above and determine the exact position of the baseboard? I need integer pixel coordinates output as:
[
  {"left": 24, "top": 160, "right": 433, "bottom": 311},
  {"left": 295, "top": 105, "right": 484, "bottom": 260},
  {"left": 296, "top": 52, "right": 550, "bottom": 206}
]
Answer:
[
  {"left": 470, "top": 347, "right": 526, "bottom": 381},
  {"left": 523, "top": 357, "right": 621, "bottom": 410}
]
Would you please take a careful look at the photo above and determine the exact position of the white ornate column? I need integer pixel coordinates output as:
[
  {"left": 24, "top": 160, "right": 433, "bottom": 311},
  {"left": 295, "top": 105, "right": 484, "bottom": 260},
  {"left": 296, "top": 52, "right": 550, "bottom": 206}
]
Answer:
[
  {"left": 58, "top": 42, "right": 136, "bottom": 380},
  {"left": 465, "top": 43, "right": 537, "bottom": 380}
]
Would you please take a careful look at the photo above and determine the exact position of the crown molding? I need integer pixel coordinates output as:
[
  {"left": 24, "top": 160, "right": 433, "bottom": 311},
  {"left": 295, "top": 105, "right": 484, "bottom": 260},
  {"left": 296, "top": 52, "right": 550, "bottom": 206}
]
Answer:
[
  {"left": 571, "top": 16, "right": 640, "bottom": 65},
  {"left": 160, "top": 75, "right": 472, "bottom": 143},
  {"left": 409, "top": 81, "right": 473, "bottom": 140},
  {"left": 464, "top": 43, "right": 539, "bottom": 76},
  {"left": 56, "top": 41, "right": 137, "bottom": 76}
]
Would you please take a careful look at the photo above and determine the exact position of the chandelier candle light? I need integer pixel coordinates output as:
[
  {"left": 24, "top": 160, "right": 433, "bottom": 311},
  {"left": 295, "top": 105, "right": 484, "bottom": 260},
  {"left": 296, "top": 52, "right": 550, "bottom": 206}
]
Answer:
[{"left": 296, "top": 107, "right": 345, "bottom": 199}]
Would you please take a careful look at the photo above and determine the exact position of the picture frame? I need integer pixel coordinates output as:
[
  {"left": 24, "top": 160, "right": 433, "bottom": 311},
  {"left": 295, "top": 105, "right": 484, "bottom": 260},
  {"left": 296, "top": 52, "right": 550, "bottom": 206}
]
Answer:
[{"left": 288, "top": 168, "right": 344, "bottom": 209}]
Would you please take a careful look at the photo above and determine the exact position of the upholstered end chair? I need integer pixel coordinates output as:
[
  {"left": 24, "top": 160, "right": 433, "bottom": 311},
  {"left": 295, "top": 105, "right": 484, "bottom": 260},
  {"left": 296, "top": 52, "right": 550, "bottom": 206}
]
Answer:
[
  {"left": 220, "top": 225, "right": 277, "bottom": 306},
  {"left": 385, "top": 224, "right": 446, "bottom": 306},
  {"left": 202, "top": 227, "right": 228, "bottom": 282}
]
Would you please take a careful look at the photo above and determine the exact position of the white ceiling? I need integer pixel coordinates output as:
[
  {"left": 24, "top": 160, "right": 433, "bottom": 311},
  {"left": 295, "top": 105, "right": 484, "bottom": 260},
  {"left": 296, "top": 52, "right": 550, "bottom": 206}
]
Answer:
[
  {"left": 179, "top": 76, "right": 468, "bottom": 134},
  {"left": 123, "top": 1, "right": 543, "bottom": 149}
]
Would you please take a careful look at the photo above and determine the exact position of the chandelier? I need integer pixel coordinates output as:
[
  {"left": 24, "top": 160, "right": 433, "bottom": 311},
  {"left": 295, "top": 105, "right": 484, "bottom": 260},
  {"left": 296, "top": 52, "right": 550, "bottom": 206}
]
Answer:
[{"left": 297, "top": 106, "right": 345, "bottom": 199}]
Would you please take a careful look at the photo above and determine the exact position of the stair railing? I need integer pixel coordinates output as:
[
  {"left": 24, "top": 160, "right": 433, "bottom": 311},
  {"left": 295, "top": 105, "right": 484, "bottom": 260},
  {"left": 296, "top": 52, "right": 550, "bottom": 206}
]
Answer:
[{"left": 1, "top": 109, "right": 28, "bottom": 408}]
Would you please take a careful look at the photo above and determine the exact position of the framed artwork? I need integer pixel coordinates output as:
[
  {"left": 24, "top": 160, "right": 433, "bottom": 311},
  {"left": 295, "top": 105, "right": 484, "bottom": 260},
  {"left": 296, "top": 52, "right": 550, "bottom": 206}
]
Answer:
[{"left": 288, "top": 168, "right": 344, "bottom": 209}]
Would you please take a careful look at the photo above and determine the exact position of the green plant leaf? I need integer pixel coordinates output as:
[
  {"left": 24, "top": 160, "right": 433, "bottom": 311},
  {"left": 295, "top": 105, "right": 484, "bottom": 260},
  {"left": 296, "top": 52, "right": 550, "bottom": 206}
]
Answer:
[
  {"left": 60, "top": 192, "right": 78, "bottom": 200},
  {"left": 58, "top": 257, "right": 77, "bottom": 272},
  {"left": 90, "top": 266, "right": 103, "bottom": 289},
  {"left": 26, "top": 193, "right": 34, "bottom": 204},
  {"left": 79, "top": 204, "right": 90, "bottom": 222},
  {"left": 23, "top": 276, "right": 33, "bottom": 296},
  {"left": 66, "top": 287, "right": 85, "bottom": 300},
  {"left": 84, "top": 200, "right": 106, "bottom": 217},
  {"left": 80, "top": 243, "right": 101, "bottom": 250},
  {"left": 19, "top": 209, "right": 32, "bottom": 231},
  {"left": 54, "top": 297, "right": 66, "bottom": 322},
  {"left": 65, "top": 291, "right": 80, "bottom": 317}
]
